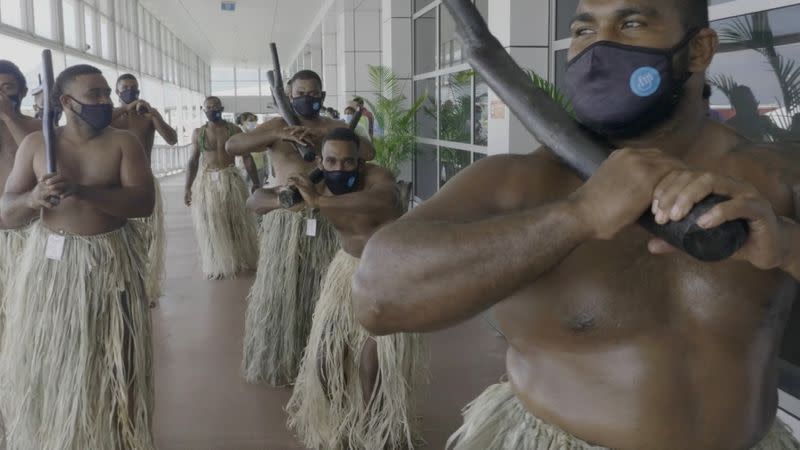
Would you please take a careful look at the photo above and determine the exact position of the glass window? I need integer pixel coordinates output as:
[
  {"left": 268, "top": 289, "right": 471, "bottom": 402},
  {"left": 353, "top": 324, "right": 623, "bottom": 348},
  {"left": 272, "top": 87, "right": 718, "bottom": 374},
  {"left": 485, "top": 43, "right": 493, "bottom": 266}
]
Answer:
[
  {"left": 0, "top": 0, "right": 23, "bottom": 28},
  {"left": 98, "top": 0, "right": 112, "bottom": 15},
  {"left": 63, "top": 0, "right": 79, "bottom": 48},
  {"left": 474, "top": 73, "right": 488, "bottom": 146},
  {"left": 439, "top": 5, "right": 463, "bottom": 69},
  {"left": 707, "top": 5, "right": 800, "bottom": 144},
  {"left": 33, "top": 0, "right": 54, "bottom": 38},
  {"left": 439, "top": 147, "right": 471, "bottom": 186},
  {"left": 85, "top": 8, "right": 97, "bottom": 55},
  {"left": 439, "top": 71, "right": 472, "bottom": 144},
  {"left": 414, "top": 0, "right": 434, "bottom": 13},
  {"left": 554, "top": 49, "right": 569, "bottom": 91},
  {"left": 555, "top": 0, "right": 579, "bottom": 40},
  {"left": 414, "top": 143, "right": 438, "bottom": 200},
  {"left": 236, "top": 68, "right": 259, "bottom": 81},
  {"left": 473, "top": 152, "right": 486, "bottom": 163},
  {"left": 414, "top": 8, "right": 436, "bottom": 75},
  {"left": 415, "top": 78, "right": 437, "bottom": 139},
  {"left": 475, "top": 0, "right": 488, "bottom": 22},
  {"left": 100, "top": 16, "right": 112, "bottom": 59}
]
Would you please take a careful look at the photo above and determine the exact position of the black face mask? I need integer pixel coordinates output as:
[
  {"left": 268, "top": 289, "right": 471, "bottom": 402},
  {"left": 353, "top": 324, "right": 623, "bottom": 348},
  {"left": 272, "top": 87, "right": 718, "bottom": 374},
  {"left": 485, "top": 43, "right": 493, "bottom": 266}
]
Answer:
[
  {"left": 206, "top": 110, "right": 223, "bottom": 122},
  {"left": 324, "top": 169, "right": 360, "bottom": 195},
  {"left": 7, "top": 94, "right": 21, "bottom": 110},
  {"left": 564, "top": 30, "right": 699, "bottom": 138},
  {"left": 69, "top": 97, "right": 113, "bottom": 131},
  {"left": 292, "top": 95, "right": 323, "bottom": 119},
  {"left": 119, "top": 89, "right": 140, "bottom": 105}
]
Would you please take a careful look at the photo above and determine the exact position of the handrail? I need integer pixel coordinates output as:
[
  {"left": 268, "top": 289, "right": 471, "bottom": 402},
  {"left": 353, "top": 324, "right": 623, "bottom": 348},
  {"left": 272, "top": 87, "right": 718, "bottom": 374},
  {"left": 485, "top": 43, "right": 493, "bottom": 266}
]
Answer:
[{"left": 151, "top": 144, "right": 192, "bottom": 178}]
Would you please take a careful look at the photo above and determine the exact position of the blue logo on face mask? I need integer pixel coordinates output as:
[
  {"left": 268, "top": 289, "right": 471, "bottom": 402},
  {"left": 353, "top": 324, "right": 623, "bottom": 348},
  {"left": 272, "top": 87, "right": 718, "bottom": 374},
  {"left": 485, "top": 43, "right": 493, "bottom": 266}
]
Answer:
[
  {"left": 313, "top": 101, "right": 321, "bottom": 111},
  {"left": 347, "top": 176, "right": 356, "bottom": 187},
  {"left": 630, "top": 67, "right": 661, "bottom": 97}
]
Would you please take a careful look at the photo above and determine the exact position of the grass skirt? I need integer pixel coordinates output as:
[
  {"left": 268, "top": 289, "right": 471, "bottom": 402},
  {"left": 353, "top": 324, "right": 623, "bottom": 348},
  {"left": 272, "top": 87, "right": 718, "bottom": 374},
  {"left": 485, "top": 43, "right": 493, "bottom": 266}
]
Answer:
[
  {"left": 241, "top": 208, "right": 339, "bottom": 386},
  {"left": 191, "top": 166, "right": 258, "bottom": 279},
  {"left": 287, "top": 250, "right": 426, "bottom": 449},
  {"left": 134, "top": 179, "right": 165, "bottom": 305},
  {"left": 0, "top": 222, "right": 154, "bottom": 450},
  {"left": 446, "top": 382, "right": 800, "bottom": 450}
]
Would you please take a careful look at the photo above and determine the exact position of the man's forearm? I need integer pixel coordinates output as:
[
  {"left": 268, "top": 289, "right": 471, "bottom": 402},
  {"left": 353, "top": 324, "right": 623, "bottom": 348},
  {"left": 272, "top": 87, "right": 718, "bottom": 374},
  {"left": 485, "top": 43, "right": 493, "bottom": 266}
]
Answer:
[
  {"left": 185, "top": 158, "right": 199, "bottom": 192},
  {"left": 153, "top": 113, "right": 178, "bottom": 145},
  {"left": 0, "top": 192, "right": 39, "bottom": 227},
  {"left": 226, "top": 132, "right": 278, "bottom": 156},
  {"left": 246, "top": 188, "right": 281, "bottom": 215},
  {"left": 353, "top": 200, "right": 592, "bottom": 335},
  {"left": 316, "top": 189, "right": 396, "bottom": 218},
  {"left": 111, "top": 107, "right": 128, "bottom": 122},
  {"left": 78, "top": 185, "right": 154, "bottom": 218},
  {"left": 781, "top": 217, "right": 800, "bottom": 280}
]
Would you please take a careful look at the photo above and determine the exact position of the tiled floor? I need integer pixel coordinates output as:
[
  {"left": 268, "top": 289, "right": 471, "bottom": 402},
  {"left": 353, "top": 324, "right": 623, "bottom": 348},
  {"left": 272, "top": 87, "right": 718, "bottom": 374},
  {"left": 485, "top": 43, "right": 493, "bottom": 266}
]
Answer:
[{"left": 152, "top": 175, "right": 508, "bottom": 450}]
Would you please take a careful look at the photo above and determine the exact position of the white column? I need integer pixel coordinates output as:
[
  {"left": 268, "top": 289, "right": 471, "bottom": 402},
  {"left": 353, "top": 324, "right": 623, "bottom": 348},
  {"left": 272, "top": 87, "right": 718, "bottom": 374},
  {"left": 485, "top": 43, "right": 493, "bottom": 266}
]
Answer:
[
  {"left": 487, "top": 0, "right": 550, "bottom": 155},
  {"left": 322, "top": 14, "right": 339, "bottom": 111},
  {"left": 337, "top": 0, "right": 382, "bottom": 112},
  {"left": 382, "top": 0, "right": 413, "bottom": 181}
]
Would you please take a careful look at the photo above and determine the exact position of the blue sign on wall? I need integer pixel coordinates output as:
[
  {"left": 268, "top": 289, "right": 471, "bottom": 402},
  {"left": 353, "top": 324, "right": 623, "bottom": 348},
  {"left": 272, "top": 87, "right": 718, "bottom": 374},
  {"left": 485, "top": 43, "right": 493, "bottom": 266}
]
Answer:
[{"left": 221, "top": 2, "right": 236, "bottom": 11}]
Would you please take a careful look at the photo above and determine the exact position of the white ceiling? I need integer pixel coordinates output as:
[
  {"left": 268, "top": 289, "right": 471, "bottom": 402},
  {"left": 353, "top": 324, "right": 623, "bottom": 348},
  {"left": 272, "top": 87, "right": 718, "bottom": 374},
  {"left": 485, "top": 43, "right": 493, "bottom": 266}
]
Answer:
[{"left": 138, "top": 0, "right": 327, "bottom": 68}]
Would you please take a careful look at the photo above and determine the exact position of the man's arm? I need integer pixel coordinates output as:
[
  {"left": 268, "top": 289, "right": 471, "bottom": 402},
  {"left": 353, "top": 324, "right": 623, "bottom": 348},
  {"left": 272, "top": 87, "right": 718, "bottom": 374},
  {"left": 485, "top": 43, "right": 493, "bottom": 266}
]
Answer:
[
  {"left": 75, "top": 132, "right": 155, "bottom": 218},
  {"left": 184, "top": 129, "right": 201, "bottom": 206},
  {"left": 228, "top": 127, "right": 260, "bottom": 187},
  {"left": 292, "top": 165, "right": 400, "bottom": 219},
  {"left": 246, "top": 187, "right": 282, "bottom": 215},
  {"left": 0, "top": 132, "right": 52, "bottom": 226},
  {"left": 226, "top": 118, "right": 295, "bottom": 156},
  {"left": 150, "top": 108, "right": 178, "bottom": 145},
  {"left": 111, "top": 104, "right": 132, "bottom": 122},
  {"left": 352, "top": 154, "right": 590, "bottom": 335}
]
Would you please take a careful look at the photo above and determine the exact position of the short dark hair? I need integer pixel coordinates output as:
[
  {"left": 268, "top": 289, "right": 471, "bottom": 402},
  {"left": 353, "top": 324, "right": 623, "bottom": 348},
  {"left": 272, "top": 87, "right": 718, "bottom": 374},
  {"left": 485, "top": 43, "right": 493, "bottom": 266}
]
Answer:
[
  {"left": 344, "top": 106, "right": 356, "bottom": 114},
  {"left": 703, "top": 83, "right": 712, "bottom": 100},
  {"left": 204, "top": 96, "right": 222, "bottom": 106},
  {"left": 236, "top": 112, "right": 256, "bottom": 125},
  {"left": 288, "top": 70, "right": 322, "bottom": 90},
  {"left": 352, "top": 96, "right": 364, "bottom": 106},
  {"left": 0, "top": 60, "right": 27, "bottom": 92},
  {"left": 322, "top": 127, "right": 360, "bottom": 152},
  {"left": 676, "top": 0, "right": 709, "bottom": 32},
  {"left": 53, "top": 64, "right": 103, "bottom": 112},
  {"left": 116, "top": 73, "right": 137, "bottom": 86}
]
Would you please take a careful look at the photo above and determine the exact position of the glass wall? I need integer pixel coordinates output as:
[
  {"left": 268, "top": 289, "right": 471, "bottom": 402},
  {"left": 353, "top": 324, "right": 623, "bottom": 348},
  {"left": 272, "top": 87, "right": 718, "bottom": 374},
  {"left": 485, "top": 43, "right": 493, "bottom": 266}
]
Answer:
[
  {"left": 0, "top": 0, "right": 210, "bottom": 145},
  {"left": 412, "top": 0, "right": 488, "bottom": 201}
]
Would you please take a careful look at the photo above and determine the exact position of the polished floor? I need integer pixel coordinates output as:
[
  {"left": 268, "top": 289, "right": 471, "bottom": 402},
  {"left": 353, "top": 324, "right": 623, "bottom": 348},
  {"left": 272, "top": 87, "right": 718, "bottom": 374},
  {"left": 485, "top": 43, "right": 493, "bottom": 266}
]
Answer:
[{"left": 151, "top": 175, "right": 508, "bottom": 450}]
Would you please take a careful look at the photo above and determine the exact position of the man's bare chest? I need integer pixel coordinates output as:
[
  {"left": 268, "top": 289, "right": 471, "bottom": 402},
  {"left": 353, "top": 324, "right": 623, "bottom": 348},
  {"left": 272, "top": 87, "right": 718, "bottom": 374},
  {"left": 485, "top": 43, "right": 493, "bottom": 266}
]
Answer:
[
  {"left": 35, "top": 141, "right": 122, "bottom": 187},
  {"left": 495, "top": 226, "right": 795, "bottom": 343}
]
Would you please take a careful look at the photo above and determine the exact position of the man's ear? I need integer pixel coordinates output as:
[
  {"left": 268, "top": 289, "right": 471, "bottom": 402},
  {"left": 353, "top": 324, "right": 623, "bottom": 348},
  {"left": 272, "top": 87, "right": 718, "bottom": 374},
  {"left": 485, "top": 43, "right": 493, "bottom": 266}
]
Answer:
[{"left": 689, "top": 28, "right": 719, "bottom": 73}]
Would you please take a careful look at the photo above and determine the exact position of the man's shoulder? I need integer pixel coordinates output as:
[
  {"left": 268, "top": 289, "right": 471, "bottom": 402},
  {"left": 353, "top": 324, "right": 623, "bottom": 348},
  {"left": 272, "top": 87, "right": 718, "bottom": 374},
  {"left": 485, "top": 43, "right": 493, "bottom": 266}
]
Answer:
[
  {"left": 363, "top": 163, "right": 395, "bottom": 183},
  {"left": 723, "top": 142, "right": 799, "bottom": 216}
]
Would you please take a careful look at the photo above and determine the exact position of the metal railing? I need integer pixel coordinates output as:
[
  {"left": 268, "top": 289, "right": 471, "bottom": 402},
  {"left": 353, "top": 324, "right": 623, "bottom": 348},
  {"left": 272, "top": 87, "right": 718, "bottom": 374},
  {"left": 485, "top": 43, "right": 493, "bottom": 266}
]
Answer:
[{"left": 151, "top": 144, "right": 191, "bottom": 178}]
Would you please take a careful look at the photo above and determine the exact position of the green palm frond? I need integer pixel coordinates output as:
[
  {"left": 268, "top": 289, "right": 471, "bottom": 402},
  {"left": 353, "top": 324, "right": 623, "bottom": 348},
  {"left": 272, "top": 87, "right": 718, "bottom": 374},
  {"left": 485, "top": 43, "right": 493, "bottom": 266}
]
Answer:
[
  {"left": 707, "top": 74, "right": 741, "bottom": 101},
  {"left": 366, "top": 65, "right": 426, "bottom": 176},
  {"left": 526, "top": 69, "right": 573, "bottom": 116}
]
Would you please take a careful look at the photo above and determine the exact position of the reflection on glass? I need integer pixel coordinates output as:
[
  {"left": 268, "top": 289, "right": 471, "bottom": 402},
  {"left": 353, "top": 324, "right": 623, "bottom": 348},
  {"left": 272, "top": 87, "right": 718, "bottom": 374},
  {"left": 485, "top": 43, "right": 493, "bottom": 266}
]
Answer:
[
  {"left": 415, "top": 78, "right": 437, "bottom": 139},
  {"left": 555, "top": 0, "right": 579, "bottom": 40},
  {"left": 708, "top": 5, "right": 800, "bottom": 144},
  {"left": 473, "top": 152, "right": 486, "bottom": 163},
  {"left": 440, "top": 6, "right": 464, "bottom": 69},
  {"left": 414, "top": 0, "right": 434, "bottom": 13},
  {"left": 415, "top": 9, "right": 436, "bottom": 74},
  {"left": 474, "top": 74, "right": 488, "bottom": 146},
  {"left": 439, "top": 147, "right": 471, "bottom": 186},
  {"left": 33, "top": 0, "right": 54, "bottom": 39},
  {"left": 63, "top": 0, "right": 79, "bottom": 48},
  {"left": 414, "top": 143, "right": 438, "bottom": 200},
  {"left": 440, "top": 71, "right": 472, "bottom": 144}
]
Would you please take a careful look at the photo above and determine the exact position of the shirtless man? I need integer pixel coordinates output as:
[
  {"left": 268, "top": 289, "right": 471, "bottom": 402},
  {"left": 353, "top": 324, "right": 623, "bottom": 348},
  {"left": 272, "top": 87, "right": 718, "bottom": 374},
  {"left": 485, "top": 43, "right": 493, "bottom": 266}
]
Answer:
[
  {"left": 112, "top": 73, "right": 178, "bottom": 306},
  {"left": 185, "top": 96, "right": 258, "bottom": 279},
  {"left": 0, "top": 60, "right": 42, "bottom": 336},
  {"left": 353, "top": 1, "right": 800, "bottom": 449},
  {"left": 227, "top": 69, "right": 374, "bottom": 386},
  {"left": 283, "top": 128, "right": 424, "bottom": 449},
  {"left": 0, "top": 64, "right": 155, "bottom": 449}
]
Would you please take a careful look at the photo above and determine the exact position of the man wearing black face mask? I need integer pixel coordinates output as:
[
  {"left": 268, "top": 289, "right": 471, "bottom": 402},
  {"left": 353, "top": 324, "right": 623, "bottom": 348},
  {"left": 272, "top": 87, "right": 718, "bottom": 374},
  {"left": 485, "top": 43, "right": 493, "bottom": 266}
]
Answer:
[
  {"left": 0, "top": 60, "right": 41, "bottom": 336},
  {"left": 184, "top": 96, "right": 258, "bottom": 280},
  {"left": 353, "top": 1, "right": 800, "bottom": 449},
  {"left": 0, "top": 64, "right": 156, "bottom": 449},
  {"left": 281, "top": 127, "right": 424, "bottom": 450},
  {"left": 110, "top": 73, "right": 178, "bottom": 307},
  {"left": 227, "top": 70, "right": 374, "bottom": 387}
]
